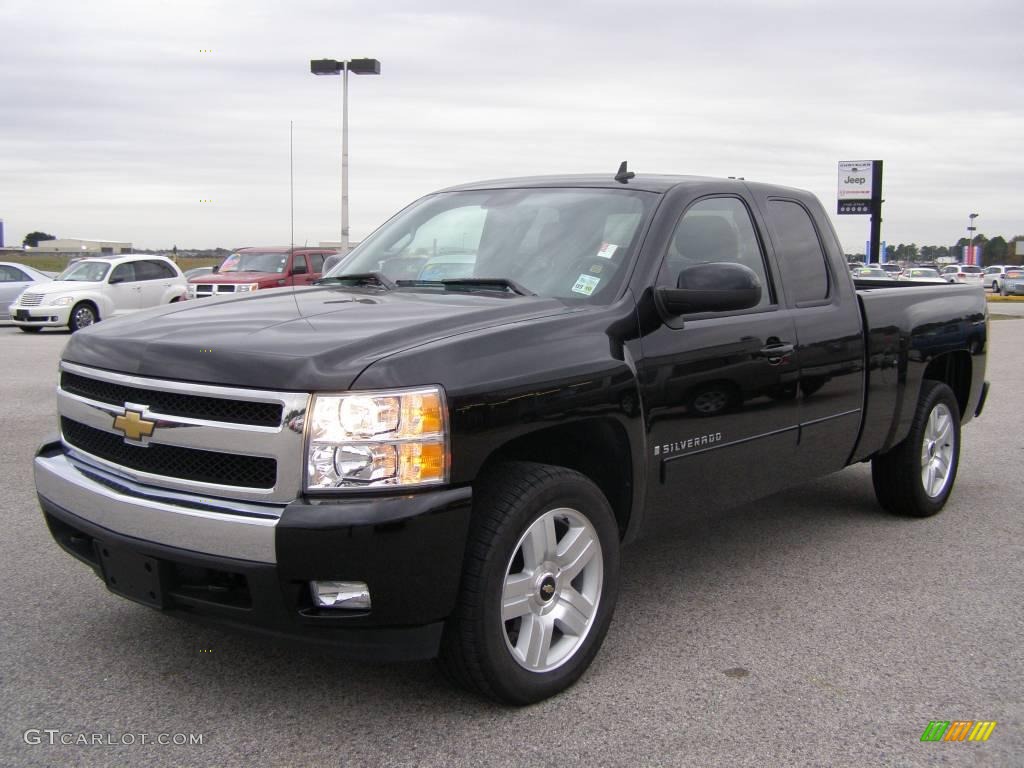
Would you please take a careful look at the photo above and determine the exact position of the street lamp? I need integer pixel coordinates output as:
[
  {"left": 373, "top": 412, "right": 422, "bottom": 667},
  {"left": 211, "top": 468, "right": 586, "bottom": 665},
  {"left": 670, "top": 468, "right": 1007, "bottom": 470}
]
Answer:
[
  {"left": 311, "top": 57, "right": 381, "bottom": 253},
  {"left": 966, "top": 212, "right": 979, "bottom": 265}
]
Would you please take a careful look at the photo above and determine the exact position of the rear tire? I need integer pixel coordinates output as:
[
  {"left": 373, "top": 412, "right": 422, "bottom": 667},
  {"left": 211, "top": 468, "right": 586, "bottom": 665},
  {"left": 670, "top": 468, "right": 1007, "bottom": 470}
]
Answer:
[
  {"left": 439, "top": 461, "right": 620, "bottom": 704},
  {"left": 871, "top": 381, "right": 961, "bottom": 517}
]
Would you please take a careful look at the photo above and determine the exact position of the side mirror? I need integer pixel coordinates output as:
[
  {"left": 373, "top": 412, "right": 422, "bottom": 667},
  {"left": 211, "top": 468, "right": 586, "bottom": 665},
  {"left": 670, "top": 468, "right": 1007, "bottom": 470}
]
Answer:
[
  {"left": 109, "top": 274, "right": 125, "bottom": 284},
  {"left": 212, "top": 265, "right": 220, "bottom": 274},
  {"left": 656, "top": 262, "right": 762, "bottom": 317}
]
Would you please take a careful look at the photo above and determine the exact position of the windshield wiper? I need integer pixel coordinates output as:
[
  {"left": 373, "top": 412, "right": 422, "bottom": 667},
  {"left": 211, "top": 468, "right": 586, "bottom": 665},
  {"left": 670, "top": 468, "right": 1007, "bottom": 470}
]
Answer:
[
  {"left": 395, "top": 277, "right": 536, "bottom": 296},
  {"left": 314, "top": 272, "right": 396, "bottom": 290}
]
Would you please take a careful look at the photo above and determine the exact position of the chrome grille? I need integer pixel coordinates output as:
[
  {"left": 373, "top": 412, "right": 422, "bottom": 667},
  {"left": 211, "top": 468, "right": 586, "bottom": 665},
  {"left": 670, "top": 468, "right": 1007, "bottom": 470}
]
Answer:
[
  {"left": 192, "top": 283, "right": 237, "bottom": 298},
  {"left": 18, "top": 293, "right": 44, "bottom": 306},
  {"left": 57, "top": 362, "right": 310, "bottom": 504}
]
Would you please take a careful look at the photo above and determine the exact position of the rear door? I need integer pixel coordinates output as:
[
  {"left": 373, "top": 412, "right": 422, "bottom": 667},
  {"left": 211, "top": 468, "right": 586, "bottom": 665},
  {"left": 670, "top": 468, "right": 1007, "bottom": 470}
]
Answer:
[
  {"left": 134, "top": 260, "right": 180, "bottom": 307},
  {"left": 751, "top": 190, "right": 866, "bottom": 477},
  {"left": 636, "top": 194, "right": 802, "bottom": 526}
]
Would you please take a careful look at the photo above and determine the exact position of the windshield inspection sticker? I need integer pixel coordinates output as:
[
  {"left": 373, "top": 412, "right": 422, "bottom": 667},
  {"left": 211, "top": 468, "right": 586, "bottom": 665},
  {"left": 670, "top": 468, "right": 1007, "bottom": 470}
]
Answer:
[
  {"left": 572, "top": 274, "right": 601, "bottom": 296},
  {"left": 596, "top": 242, "right": 618, "bottom": 259}
]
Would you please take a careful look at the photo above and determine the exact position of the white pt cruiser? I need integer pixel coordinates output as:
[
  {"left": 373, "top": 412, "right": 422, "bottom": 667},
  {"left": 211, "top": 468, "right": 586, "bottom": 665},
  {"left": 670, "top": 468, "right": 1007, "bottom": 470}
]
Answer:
[{"left": 10, "top": 255, "right": 188, "bottom": 333}]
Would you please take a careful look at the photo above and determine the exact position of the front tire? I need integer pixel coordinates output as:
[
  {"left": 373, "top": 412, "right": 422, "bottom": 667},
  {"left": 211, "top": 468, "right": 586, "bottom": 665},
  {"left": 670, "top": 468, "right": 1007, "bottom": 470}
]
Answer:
[
  {"left": 871, "top": 380, "right": 961, "bottom": 517},
  {"left": 68, "top": 302, "right": 97, "bottom": 332},
  {"left": 439, "top": 461, "right": 620, "bottom": 704}
]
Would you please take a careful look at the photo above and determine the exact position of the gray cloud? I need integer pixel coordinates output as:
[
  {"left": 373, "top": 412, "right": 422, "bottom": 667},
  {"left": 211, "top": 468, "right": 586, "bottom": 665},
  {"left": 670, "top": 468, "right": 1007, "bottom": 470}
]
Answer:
[{"left": 1, "top": 0, "right": 1021, "bottom": 250}]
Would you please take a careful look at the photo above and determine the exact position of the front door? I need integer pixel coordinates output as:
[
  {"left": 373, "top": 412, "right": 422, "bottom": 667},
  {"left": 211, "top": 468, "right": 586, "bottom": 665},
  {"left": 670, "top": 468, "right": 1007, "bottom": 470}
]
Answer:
[{"left": 637, "top": 195, "right": 801, "bottom": 528}]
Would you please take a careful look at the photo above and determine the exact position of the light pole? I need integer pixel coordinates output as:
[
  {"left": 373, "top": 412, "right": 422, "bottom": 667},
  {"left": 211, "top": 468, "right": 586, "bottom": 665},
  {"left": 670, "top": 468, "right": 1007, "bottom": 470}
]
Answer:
[
  {"left": 310, "top": 57, "right": 381, "bottom": 253},
  {"left": 966, "top": 212, "right": 979, "bottom": 265}
]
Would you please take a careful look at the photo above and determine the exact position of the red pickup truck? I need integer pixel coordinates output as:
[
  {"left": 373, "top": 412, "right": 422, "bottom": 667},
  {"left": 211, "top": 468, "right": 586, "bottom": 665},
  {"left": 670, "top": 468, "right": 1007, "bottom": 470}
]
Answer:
[{"left": 187, "top": 246, "right": 339, "bottom": 299}]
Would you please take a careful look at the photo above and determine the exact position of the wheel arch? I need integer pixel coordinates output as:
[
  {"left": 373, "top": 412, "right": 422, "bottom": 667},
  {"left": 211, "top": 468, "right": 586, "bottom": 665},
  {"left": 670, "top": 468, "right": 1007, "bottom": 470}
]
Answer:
[
  {"left": 921, "top": 351, "right": 972, "bottom": 421},
  {"left": 475, "top": 418, "right": 636, "bottom": 540}
]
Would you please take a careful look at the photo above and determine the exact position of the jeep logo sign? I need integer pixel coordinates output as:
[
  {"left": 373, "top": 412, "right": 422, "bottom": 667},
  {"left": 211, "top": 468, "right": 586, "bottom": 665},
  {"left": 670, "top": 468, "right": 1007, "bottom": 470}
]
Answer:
[{"left": 838, "top": 160, "right": 874, "bottom": 200}]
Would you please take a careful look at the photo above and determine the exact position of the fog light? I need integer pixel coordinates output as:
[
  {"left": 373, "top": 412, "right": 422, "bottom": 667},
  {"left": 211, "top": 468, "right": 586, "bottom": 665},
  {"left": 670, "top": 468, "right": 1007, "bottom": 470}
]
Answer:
[{"left": 310, "top": 581, "right": 371, "bottom": 610}]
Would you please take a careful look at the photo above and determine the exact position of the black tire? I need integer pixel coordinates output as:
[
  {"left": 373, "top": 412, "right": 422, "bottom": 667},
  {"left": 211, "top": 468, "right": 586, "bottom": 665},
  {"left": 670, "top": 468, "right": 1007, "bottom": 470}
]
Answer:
[
  {"left": 871, "top": 380, "right": 961, "bottom": 517},
  {"left": 18, "top": 326, "right": 42, "bottom": 333},
  {"left": 68, "top": 302, "right": 97, "bottom": 332},
  {"left": 439, "top": 461, "right": 620, "bottom": 704}
]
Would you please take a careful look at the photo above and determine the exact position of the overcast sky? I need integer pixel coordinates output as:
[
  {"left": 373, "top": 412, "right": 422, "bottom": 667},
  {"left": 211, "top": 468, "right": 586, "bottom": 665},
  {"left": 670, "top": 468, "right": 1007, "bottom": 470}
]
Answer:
[{"left": 1, "top": 0, "right": 1021, "bottom": 253}]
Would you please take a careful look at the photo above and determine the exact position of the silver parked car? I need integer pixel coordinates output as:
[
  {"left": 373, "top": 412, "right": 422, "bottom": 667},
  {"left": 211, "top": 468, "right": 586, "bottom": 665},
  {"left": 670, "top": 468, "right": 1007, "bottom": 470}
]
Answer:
[
  {"left": 0, "top": 262, "right": 52, "bottom": 322},
  {"left": 984, "top": 265, "right": 1020, "bottom": 293},
  {"left": 1000, "top": 268, "right": 1024, "bottom": 296}
]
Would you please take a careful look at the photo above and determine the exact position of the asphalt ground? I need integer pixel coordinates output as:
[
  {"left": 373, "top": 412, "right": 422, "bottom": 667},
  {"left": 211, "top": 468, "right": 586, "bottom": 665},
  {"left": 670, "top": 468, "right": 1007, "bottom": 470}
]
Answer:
[{"left": 0, "top": 321, "right": 1020, "bottom": 768}]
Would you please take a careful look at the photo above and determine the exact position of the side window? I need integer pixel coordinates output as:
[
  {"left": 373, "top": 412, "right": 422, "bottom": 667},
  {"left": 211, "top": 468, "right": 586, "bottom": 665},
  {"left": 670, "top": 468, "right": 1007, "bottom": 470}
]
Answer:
[
  {"left": 657, "top": 196, "right": 772, "bottom": 311},
  {"left": 110, "top": 263, "right": 136, "bottom": 283},
  {"left": 308, "top": 253, "right": 325, "bottom": 272},
  {"left": 291, "top": 255, "right": 308, "bottom": 275},
  {"left": 0, "top": 265, "right": 28, "bottom": 282},
  {"left": 149, "top": 260, "right": 177, "bottom": 279},
  {"left": 766, "top": 200, "right": 830, "bottom": 305}
]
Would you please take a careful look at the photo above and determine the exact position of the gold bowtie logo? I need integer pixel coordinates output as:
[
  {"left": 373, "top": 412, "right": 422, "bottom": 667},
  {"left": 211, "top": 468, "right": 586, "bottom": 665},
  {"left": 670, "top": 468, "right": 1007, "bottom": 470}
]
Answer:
[{"left": 113, "top": 409, "right": 156, "bottom": 442}]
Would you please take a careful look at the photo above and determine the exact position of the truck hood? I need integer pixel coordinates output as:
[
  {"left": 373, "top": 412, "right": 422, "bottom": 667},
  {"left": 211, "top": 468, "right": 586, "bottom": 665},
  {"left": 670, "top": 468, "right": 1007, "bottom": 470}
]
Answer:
[{"left": 62, "top": 285, "right": 578, "bottom": 390}]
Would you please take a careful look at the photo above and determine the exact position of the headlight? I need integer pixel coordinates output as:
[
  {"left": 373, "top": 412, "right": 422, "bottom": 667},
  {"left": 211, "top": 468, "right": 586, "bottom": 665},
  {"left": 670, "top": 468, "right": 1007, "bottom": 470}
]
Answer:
[
  {"left": 235, "top": 283, "right": 260, "bottom": 293},
  {"left": 53, "top": 296, "right": 74, "bottom": 306},
  {"left": 306, "top": 386, "right": 448, "bottom": 490}
]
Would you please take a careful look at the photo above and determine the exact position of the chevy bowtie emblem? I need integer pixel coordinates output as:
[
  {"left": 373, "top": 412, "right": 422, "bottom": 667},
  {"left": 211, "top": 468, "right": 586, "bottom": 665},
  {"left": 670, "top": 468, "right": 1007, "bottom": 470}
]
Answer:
[{"left": 113, "top": 409, "right": 156, "bottom": 442}]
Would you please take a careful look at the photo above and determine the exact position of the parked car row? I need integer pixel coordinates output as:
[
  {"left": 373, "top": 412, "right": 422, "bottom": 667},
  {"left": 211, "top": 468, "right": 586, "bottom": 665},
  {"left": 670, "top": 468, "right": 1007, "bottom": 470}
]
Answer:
[
  {"left": 8, "top": 255, "right": 188, "bottom": 332},
  {"left": 3, "top": 247, "right": 350, "bottom": 333}
]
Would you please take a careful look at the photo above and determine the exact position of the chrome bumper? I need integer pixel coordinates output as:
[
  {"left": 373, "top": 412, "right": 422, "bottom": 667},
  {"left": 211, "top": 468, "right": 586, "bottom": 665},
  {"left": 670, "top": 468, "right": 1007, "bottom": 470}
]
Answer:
[{"left": 34, "top": 450, "right": 282, "bottom": 563}]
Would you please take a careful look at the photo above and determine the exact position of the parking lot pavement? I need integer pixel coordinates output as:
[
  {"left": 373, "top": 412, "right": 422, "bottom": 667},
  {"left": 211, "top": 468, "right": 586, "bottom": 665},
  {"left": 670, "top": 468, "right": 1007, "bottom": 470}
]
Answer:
[
  {"left": 1, "top": 324, "right": 1020, "bottom": 768},
  {"left": 987, "top": 299, "right": 1024, "bottom": 318}
]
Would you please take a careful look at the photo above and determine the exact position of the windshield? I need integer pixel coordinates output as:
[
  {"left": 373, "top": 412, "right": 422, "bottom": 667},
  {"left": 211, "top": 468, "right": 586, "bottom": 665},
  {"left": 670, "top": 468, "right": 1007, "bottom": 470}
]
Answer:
[
  {"left": 327, "top": 188, "right": 657, "bottom": 302},
  {"left": 907, "top": 269, "right": 940, "bottom": 278},
  {"left": 219, "top": 251, "right": 289, "bottom": 274},
  {"left": 55, "top": 261, "right": 111, "bottom": 282}
]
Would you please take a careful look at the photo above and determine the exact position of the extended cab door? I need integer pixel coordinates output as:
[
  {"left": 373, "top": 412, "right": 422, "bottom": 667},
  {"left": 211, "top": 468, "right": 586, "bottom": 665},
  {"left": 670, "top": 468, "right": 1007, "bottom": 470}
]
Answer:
[
  {"left": 749, "top": 188, "right": 866, "bottom": 476},
  {"left": 636, "top": 194, "right": 802, "bottom": 527}
]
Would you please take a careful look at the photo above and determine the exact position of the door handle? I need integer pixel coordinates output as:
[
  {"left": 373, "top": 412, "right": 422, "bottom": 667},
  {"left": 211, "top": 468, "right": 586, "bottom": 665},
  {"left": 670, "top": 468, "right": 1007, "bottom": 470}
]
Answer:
[{"left": 757, "top": 342, "right": 795, "bottom": 365}]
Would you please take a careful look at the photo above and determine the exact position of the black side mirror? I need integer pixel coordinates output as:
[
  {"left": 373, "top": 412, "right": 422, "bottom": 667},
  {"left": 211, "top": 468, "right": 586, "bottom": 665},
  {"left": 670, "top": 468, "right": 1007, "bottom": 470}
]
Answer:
[
  {"left": 212, "top": 265, "right": 220, "bottom": 274},
  {"left": 656, "top": 262, "right": 762, "bottom": 317}
]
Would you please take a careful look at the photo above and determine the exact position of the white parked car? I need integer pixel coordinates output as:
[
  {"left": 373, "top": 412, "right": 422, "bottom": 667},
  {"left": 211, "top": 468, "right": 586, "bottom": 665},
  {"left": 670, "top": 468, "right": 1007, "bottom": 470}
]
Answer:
[
  {"left": 9, "top": 255, "right": 187, "bottom": 333},
  {"left": 898, "top": 268, "right": 948, "bottom": 284},
  {"left": 940, "top": 264, "right": 985, "bottom": 284}
]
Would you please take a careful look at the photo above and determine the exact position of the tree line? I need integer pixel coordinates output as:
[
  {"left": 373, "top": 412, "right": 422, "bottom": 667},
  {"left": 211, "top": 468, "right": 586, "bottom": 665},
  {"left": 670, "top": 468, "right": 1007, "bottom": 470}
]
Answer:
[{"left": 860, "top": 235, "right": 1022, "bottom": 265}]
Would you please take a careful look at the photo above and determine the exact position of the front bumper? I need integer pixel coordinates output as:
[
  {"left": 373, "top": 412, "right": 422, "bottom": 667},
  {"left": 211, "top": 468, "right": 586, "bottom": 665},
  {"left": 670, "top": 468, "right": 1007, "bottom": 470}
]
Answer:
[
  {"left": 11, "top": 304, "right": 73, "bottom": 327},
  {"left": 35, "top": 441, "right": 473, "bottom": 661}
]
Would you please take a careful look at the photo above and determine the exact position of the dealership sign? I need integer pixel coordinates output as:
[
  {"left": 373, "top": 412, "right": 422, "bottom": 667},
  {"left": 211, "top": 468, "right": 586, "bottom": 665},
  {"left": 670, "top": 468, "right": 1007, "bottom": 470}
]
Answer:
[{"left": 837, "top": 160, "right": 880, "bottom": 215}]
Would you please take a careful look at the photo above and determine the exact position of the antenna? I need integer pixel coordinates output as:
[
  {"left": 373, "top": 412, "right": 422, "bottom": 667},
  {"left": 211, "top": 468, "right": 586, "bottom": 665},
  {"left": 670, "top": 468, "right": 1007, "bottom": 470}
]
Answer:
[
  {"left": 614, "top": 161, "right": 635, "bottom": 184},
  {"left": 290, "top": 121, "right": 295, "bottom": 253}
]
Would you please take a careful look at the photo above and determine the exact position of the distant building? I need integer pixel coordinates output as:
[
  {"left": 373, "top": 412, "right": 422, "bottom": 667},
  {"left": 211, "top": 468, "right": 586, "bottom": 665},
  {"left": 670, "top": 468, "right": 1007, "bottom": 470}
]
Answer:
[{"left": 33, "top": 238, "right": 132, "bottom": 255}]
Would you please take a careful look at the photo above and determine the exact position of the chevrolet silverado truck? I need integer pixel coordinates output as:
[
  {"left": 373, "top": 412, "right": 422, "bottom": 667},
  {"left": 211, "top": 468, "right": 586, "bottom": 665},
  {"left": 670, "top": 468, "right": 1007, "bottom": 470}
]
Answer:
[
  {"left": 187, "top": 246, "right": 337, "bottom": 299},
  {"left": 35, "top": 170, "right": 989, "bottom": 704}
]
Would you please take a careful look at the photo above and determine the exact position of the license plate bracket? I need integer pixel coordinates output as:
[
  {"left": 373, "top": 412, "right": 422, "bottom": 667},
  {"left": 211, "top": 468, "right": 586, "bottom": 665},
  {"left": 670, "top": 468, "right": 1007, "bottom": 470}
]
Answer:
[{"left": 94, "top": 541, "right": 166, "bottom": 608}]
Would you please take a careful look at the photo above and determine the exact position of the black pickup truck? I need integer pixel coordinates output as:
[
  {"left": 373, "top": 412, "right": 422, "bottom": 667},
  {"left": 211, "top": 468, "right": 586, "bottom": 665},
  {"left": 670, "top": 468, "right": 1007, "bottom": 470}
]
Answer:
[{"left": 35, "top": 170, "right": 989, "bottom": 704}]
